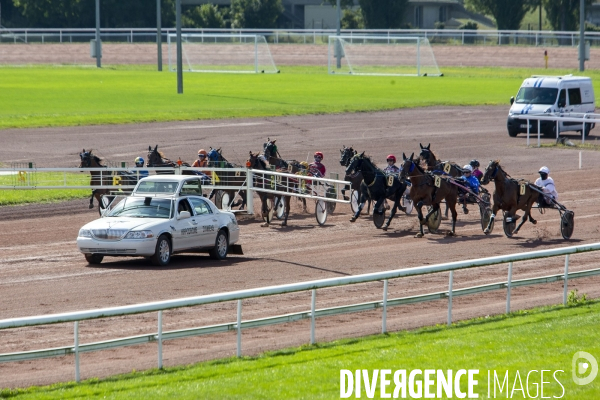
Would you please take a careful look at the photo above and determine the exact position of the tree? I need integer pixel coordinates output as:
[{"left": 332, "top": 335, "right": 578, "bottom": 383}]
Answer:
[
  {"left": 544, "top": 0, "right": 592, "bottom": 32},
  {"left": 183, "top": 4, "right": 226, "bottom": 29},
  {"left": 464, "top": 0, "right": 537, "bottom": 30},
  {"left": 341, "top": 9, "right": 363, "bottom": 29},
  {"left": 358, "top": 0, "right": 409, "bottom": 29},
  {"left": 230, "top": 0, "right": 282, "bottom": 29}
]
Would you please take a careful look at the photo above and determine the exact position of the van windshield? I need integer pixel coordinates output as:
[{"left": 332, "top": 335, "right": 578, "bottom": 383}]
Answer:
[{"left": 515, "top": 87, "right": 558, "bottom": 105}]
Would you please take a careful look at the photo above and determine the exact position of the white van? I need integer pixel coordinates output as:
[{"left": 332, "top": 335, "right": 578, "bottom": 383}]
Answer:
[{"left": 507, "top": 75, "right": 595, "bottom": 137}]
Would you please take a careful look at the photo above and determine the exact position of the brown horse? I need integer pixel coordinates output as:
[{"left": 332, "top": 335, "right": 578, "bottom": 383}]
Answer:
[
  {"left": 247, "top": 151, "right": 292, "bottom": 227},
  {"left": 79, "top": 149, "right": 111, "bottom": 212},
  {"left": 146, "top": 145, "right": 199, "bottom": 176},
  {"left": 399, "top": 152, "right": 459, "bottom": 237},
  {"left": 480, "top": 160, "right": 538, "bottom": 236}
]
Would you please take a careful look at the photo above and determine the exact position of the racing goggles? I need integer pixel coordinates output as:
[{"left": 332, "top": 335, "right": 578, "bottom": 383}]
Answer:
[
  {"left": 198, "top": 154, "right": 206, "bottom": 158},
  {"left": 314, "top": 156, "right": 322, "bottom": 161}
]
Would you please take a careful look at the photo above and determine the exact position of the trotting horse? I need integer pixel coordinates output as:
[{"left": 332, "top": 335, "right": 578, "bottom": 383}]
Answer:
[
  {"left": 247, "top": 151, "right": 292, "bottom": 227},
  {"left": 79, "top": 149, "right": 111, "bottom": 212},
  {"left": 339, "top": 145, "right": 371, "bottom": 215},
  {"left": 345, "top": 152, "right": 407, "bottom": 231},
  {"left": 399, "top": 152, "right": 459, "bottom": 237},
  {"left": 146, "top": 145, "right": 204, "bottom": 177},
  {"left": 480, "top": 160, "right": 538, "bottom": 236},
  {"left": 206, "top": 147, "right": 247, "bottom": 210}
]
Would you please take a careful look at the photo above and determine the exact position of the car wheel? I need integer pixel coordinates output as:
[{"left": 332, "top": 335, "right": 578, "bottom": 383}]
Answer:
[
  {"left": 151, "top": 235, "right": 171, "bottom": 266},
  {"left": 209, "top": 230, "right": 229, "bottom": 260},
  {"left": 85, "top": 253, "right": 104, "bottom": 264}
]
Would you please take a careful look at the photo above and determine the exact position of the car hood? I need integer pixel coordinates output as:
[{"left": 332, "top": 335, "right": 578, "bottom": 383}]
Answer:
[
  {"left": 509, "top": 103, "right": 553, "bottom": 115},
  {"left": 81, "top": 217, "right": 165, "bottom": 231}
]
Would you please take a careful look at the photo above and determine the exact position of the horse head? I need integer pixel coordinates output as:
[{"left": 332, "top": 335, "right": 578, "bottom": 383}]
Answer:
[
  {"left": 418, "top": 143, "right": 435, "bottom": 165},
  {"left": 263, "top": 138, "right": 278, "bottom": 159},
  {"left": 339, "top": 145, "right": 356, "bottom": 167},
  {"left": 247, "top": 151, "right": 267, "bottom": 170},
  {"left": 345, "top": 151, "right": 366, "bottom": 175},
  {"left": 481, "top": 160, "right": 501, "bottom": 185},
  {"left": 79, "top": 149, "right": 102, "bottom": 168},
  {"left": 399, "top": 152, "right": 417, "bottom": 180}
]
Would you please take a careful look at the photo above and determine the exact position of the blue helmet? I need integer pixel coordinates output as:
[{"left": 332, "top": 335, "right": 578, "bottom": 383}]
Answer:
[{"left": 135, "top": 157, "right": 144, "bottom": 166}]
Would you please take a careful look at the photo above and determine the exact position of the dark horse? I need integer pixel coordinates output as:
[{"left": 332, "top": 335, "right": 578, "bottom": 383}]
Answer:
[
  {"left": 79, "top": 149, "right": 110, "bottom": 212},
  {"left": 247, "top": 151, "right": 292, "bottom": 227},
  {"left": 345, "top": 152, "right": 407, "bottom": 231},
  {"left": 480, "top": 160, "right": 538, "bottom": 236},
  {"left": 146, "top": 145, "right": 203, "bottom": 177},
  {"left": 399, "top": 153, "right": 459, "bottom": 237},
  {"left": 206, "top": 147, "right": 247, "bottom": 210},
  {"left": 339, "top": 145, "right": 371, "bottom": 215}
]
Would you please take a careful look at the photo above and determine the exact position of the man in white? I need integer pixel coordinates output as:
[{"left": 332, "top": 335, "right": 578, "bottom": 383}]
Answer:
[{"left": 535, "top": 166, "right": 558, "bottom": 206}]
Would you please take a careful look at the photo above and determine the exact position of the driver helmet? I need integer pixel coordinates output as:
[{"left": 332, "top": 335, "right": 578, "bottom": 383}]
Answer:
[
  {"left": 314, "top": 151, "right": 324, "bottom": 161},
  {"left": 539, "top": 166, "right": 550, "bottom": 174},
  {"left": 197, "top": 149, "right": 208, "bottom": 159},
  {"left": 469, "top": 159, "right": 480, "bottom": 168},
  {"left": 134, "top": 157, "right": 144, "bottom": 167},
  {"left": 386, "top": 154, "right": 396, "bottom": 163},
  {"left": 463, "top": 164, "right": 473, "bottom": 173}
]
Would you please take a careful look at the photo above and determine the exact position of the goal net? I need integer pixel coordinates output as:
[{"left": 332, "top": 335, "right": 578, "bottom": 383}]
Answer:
[
  {"left": 328, "top": 35, "right": 441, "bottom": 77},
  {"left": 167, "top": 33, "right": 279, "bottom": 74}
]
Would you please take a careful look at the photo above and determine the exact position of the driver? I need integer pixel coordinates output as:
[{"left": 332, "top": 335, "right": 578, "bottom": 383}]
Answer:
[
  {"left": 469, "top": 159, "right": 483, "bottom": 182},
  {"left": 309, "top": 151, "right": 326, "bottom": 178},
  {"left": 383, "top": 154, "right": 401, "bottom": 174},
  {"left": 131, "top": 157, "right": 149, "bottom": 180},
  {"left": 535, "top": 166, "right": 558, "bottom": 207},
  {"left": 458, "top": 164, "right": 480, "bottom": 213}
]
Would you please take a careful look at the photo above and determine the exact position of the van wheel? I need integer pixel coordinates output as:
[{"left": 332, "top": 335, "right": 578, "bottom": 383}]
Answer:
[
  {"left": 583, "top": 124, "right": 592, "bottom": 138},
  {"left": 507, "top": 128, "right": 518, "bottom": 137},
  {"left": 544, "top": 124, "right": 557, "bottom": 138}
]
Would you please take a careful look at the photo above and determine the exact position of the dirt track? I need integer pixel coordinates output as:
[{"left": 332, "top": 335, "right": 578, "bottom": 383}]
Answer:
[{"left": 1, "top": 106, "right": 600, "bottom": 389}]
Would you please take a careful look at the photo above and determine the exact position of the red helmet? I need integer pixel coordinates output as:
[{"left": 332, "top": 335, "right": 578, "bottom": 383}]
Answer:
[
  {"left": 386, "top": 154, "right": 396, "bottom": 163},
  {"left": 314, "top": 151, "right": 324, "bottom": 159}
]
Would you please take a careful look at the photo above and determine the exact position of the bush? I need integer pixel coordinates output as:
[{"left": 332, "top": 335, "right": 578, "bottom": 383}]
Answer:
[{"left": 459, "top": 21, "right": 478, "bottom": 30}]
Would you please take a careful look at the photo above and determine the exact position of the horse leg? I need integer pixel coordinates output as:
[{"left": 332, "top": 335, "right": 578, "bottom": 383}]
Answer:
[
  {"left": 350, "top": 192, "right": 367, "bottom": 222},
  {"left": 484, "top": 204, "right": 499, "bottom": 234},
  {"left": 89, "top": 190, "right": 96, "bottom": 209},
  {"left": 260, "top": 194, "right": 270, "bottom": 227},
  {"left": 302, "top": 198, "right": 308, "bottom": 213},
  {"left": 383, "top": 194, "right": 401, "bottom": 231},
  {"left": 443, "top": 203, "right": 449, "bottom": 219},
  {"left": 415, "top": 201, "right": 426, "bottom": 238},
  {"left": 447, "top": 197, "right": 458, "bottom": 236},
  {"left": 208, "top": 189, "right": 216, "bottom": 200}
]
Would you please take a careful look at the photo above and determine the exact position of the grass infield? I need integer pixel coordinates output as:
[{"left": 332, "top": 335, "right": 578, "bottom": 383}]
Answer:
[
  {"left": 2, "top": 300, "right": 599, "bottom": 398},
  {"left": 2, "top": 66, "right": 600, "bottom": 130}
]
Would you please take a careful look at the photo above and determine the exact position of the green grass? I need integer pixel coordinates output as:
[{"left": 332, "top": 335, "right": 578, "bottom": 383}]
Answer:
[
  {"left": 3, "top": 65, "right": 600, "bottom": 130},
  {"left": 0, "top": 172, "right": 90, "bottom": 206},
  {"left": 3, "top": 301, "right": 599, "bottom": 399}
]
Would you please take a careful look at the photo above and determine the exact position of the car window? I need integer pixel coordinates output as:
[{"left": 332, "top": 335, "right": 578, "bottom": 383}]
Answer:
[
  {"left": 135, "top": 180, "right": 177, "bottom": 194},
  {"left": 177, "top": 199, "right": 192, "bottom": 215},
  {"left": 189, "top": 197, "right": 213, "bottom": 215},
  {"left": 181, "top": 179, "right": 202, "bottom": 195},
  {"left": 568, "top": 88, "right": 582, "bottom": 105},
  {"left": 107, "top": 197, "right": 172, "bottom": 218},
  {"left": 515, "top": 87, "right": 557, "bottom": 105}
]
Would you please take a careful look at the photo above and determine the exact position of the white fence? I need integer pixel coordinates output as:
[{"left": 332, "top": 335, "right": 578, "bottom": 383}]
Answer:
[
  {"left": 514, "top": 112, "right": 600, "bottom": 146},
  {"left": 1, "top": 243, "right": 599, "bottom": 382}
]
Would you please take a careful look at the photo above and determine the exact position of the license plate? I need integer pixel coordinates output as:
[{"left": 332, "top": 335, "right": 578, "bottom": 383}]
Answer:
[{"left": 520, "top": 124, "right": 532, "bottom": 129}]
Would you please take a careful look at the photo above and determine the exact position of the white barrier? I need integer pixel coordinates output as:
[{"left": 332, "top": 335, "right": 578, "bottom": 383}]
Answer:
[
  {"left": 518, "top": 112, "right": 600, "bottom": 146},
  {"left": 1, "top": 242, "right": 599, "bottom": 382}
]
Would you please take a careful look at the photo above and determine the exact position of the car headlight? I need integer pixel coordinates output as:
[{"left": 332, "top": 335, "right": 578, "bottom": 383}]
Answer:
[
  {"left": 78, "top": 229, "right": 92, "bottom": 238},
  {"left": 125, "top": 230, "right": 154, "bottom": 239}
]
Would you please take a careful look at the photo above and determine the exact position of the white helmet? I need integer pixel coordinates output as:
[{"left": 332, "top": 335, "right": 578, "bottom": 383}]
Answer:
[
  {"left": 539, "top": 166, "right": 550, "bottom": 174},
  {"left": 463, "top": 165, "right": 473, "bottom": 173}
]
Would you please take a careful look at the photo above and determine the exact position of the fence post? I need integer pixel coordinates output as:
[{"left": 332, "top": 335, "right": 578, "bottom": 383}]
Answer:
[
  {"left": 538, "top": 120, "right": 541, "bottom": 147},
  {"left": 563, "top": 255, "right": 570, "bottom": 305},
  {"left": 310, "top": 289, "right": 316, "bottom": 344},
  {"left": 382, "top": 279, "right": 388, "bottom": 334},
  {"left": 447, "top": 271, "right": 454, "bottom": 326},
  {"left": 236, "top": 299, "right": 242, "bottom": 357},
  {"left": 246, "top": 169, "right": 254, "bottom": 215},
  {"left": 527, "top": 118, "right": 530, "bottom": 146},
  {"left": 158, "top": 310, "right": 163, "bottom": 369},
  {"left": 506, "top": 262, "right": 513, "bottom": 313},
  {"left": 74, "top": 321, "right": 80, "bottom": 383}
]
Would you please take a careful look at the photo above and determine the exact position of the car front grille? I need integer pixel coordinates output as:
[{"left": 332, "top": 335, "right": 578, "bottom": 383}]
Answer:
[
  {"left": 80, "top": 248, "right": 137, "bottom": 254},
  {"left": 90, "top": 229, "right": 129, "bottom": 240}
]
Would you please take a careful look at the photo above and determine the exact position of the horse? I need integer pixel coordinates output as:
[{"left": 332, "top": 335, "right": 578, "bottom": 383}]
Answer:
[
  {"left": 146, "top": 145, "right": 200, "bottom": 176},
  {"left": 339, "top": 145, "right": 371, "bottom": 215},
  {"left": 399, "top": 152, "right": 459, "bottom": 237},
  {"left": 345, "top": 152, "right": 407, "bottom": 231},
  {"left": 205, "top": 147, "right": 247, "bottom": 210},
  {"left": 247, "top": 151, "right": 292, "bottom": 227},
  {"left": 79, "top": 149, "right": 111, "bottom": 212},
  {"left": 480, "top": 160, "right": 538, "bottom": 236}
]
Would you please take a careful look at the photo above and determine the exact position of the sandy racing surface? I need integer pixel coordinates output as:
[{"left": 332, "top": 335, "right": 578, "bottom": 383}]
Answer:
[{"left": 1, "top": 106, "right": 600, "bottom": 388}]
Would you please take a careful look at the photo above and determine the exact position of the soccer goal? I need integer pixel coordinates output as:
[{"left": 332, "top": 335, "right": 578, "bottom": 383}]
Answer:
[
  {"left": 167, "top": 33, "right": 279, "bottom": 74},
  {"left": 328, "top": 35, "right": 441, "bottom": 77}
]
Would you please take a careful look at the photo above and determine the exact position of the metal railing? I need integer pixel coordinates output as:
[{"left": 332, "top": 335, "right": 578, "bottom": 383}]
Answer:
[
  {"left": 1, "top": 242, "right": 599, "bottom": 382},
  {"left": 513, "top": 112, "right": 600, "bottom": 146}
]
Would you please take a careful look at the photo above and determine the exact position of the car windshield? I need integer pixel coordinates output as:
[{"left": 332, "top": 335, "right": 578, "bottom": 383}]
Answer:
[
  {"left": 135, "top": 180, "right": 178, "bottom": 194},
  {"left": 515, "top": 87, "right": 558, "bottom": 105},
  {"left": 106, "top": 197, "right": 173, "bottom": 218}
]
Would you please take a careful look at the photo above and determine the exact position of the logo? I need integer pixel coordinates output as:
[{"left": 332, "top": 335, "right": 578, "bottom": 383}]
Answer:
[{"left": 572, "top": 351, "right": 598, "bottom": 386}]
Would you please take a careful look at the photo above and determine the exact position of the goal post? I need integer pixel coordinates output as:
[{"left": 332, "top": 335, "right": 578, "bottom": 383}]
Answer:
[
  {"left": 328, "top": 35, "right": 441, "bottom": 77},
  {"left": 167, "top": 33, "right": 279, "bottom": 74}
]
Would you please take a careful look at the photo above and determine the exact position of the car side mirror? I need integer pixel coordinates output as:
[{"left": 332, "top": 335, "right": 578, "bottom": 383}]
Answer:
[
  {"left": 177, "top": 211, "right": 191, "bottom": 220},
  {"left": 510, "top": 96, "right": 514, "bottom": 105}
]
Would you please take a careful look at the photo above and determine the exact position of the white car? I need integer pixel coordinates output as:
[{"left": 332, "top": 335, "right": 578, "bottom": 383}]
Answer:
[{"left": 77, "top": 175, "right": 242, "bottom": 266}]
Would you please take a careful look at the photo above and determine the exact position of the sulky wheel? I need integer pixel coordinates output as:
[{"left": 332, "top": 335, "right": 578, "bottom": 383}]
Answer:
[
  {"left": 315, "top": 199, "right": 328, "bottom": 226},
  {"left": 426, "top": 206, "right": 442, "bottom": 234},
  {"left": 560, "top": 211, "right": 575, "bottom": 240},
  {"left": 350, "top": 189, "right": 360, "bottom": 214},
  {"left": 273, "top": 196, "right": 285, "bottom": 220},
  {"left": 263, "top": 198, "right": 275, "bottom": 224},
  {"left": 401, "top": 194, "right": 414, "bottom": 215},
  {"left": 373, "top": 208, "right": 386, "bottom": 229},
  {"left": 481, "top": 207, "right": 494, "bottom": 234},
  {"left": 326, "top": 186, "right": 337, "bottom": 213},
  {"left": 502, "top": 211, "right": 516, "bottom": 238}
]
